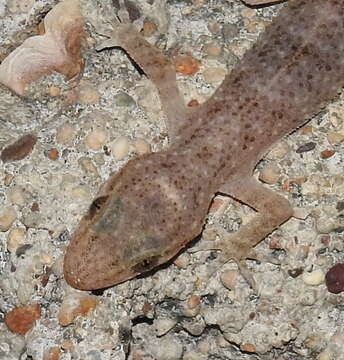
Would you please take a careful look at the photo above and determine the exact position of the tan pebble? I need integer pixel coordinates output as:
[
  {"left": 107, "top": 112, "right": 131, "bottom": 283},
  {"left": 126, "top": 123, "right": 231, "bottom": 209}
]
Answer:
[
  {"left": 78, "top": 83, "right": 100, "bottom": 104},
  {"left": 266, "top": 140, "right": 290, "bottom": 159},
  {"left": 7, "top": 228, "right": 26, "bottom": 251},
  {"left": 301, "top": 125, "right": 313, "bottom": 134},
  {"left": 78, "top": 157, "right": 99, "bottom": 177},
  {"left": 186, "top": 295, "right": 201, "bottom": 309},
  {"left": 85, "top": 128, "right": 108, "bottom": 151},
  {"left": 5, "top": 303, "right": 41, "bottom": 335},
  {"left": 175, "top": 55, "right": 200, "bottom": 75},
  {"left": 142, "top": 20, "right": 157, "bottom": 37},
  {"left": 293, "top": 207, "right": 310, "bottom": 220},
  {"left": 58, "top": 295, "right": 98, "bottom": 326},
  {"left": 327, "top": 131, "right": 344, "bottom": 145},
  {"left": 245, "top": 22, "right": 257, "bottom": 33},
  {"left": 56, "top": 124, "right": 75, "bottom": 145},
  {"left": 317, "top": 351, "right": 331, "bottom": 360},
  {"left": 316, "top": 217, "right": 336, "bottom": 234},
  {"left": 240, "top": 343, "right": 256, "bottom": 353},
  {"left": 202, "top": 67, "right": 226, "bottom": 84},
  {"left": 183, "top": 296, "right": 201, "bottom": 317},
  {"left": 7, "top": 186, "right": 26, "bottom": 206},
  {"left": 302, "top": 269, "right": 325, "bottom": 286},
  {"left": 4, "top": 172, "right": 14, "bottom": 186},
  {"left": 61, "top": 339, "right": 74, "bottom": 351},
  {"left": 132, "top": 138, "right": 151, "bottom": 155},
  {"left": 173, "top": 253, "right": 190, "bottom": 269},
  {"left": 220, "top": 270, "right": 238, "bottom": 290},
  {"left": 241, "top": 8, "right": 256, "bottom": 19},
  {"left": 71, "top": 186, "right": 90, "bottom": 201},
  {"left": 47, "top": 86, "right": 61, "bottom": 97},
  {"left": 197, "top": 341, "right": 210, "bottom": 354},
  {"left": 203, "top": 42, "right": 222, "bottom": 57},
  {"left": 43, "top": 346, "right": 61, "bottom": 360},
  {"left": 40, "top": 253, "right": 54, "bottom": 265},
  {"left": 46, "top": 148, "right": 59, "bottom": 160},
  {"left": 259, "top": 163, "right": 280, "bottom": 184},
  {"left": 0, "top": 206, "right": 17, "bottom": 231},
  {"left": 207, "top": 22, "right": 221, "bottom": 34},
  {"left": 110, "top": 136, "right": 131, "bottom": 160}
]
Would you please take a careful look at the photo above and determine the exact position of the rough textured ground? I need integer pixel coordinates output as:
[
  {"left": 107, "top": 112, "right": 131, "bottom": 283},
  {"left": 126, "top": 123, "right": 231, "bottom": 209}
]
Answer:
[{"left": 0, "top": 0, "right": 344, "bottom": 359}]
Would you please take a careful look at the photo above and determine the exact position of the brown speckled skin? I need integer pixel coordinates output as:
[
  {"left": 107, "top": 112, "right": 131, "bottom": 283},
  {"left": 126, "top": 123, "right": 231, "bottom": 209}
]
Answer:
[{"left": 64, "top": 0, "right": 344, "bottom": 290}]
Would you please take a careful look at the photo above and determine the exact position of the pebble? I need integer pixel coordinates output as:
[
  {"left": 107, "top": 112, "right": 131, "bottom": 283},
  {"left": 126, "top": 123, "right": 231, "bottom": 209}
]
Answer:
[
  {"left": 132, "top": 138, "right": 151, "bottom": 155},
  {"left": 258, "top": 163, "right": 281, "bottom": 184},
  {"left": 173, "top": 253, "right": 190, "bottom": 269},
  {"left": 203, "top": 42, "right": 222, "bottom": 57},
  {"left": 46, "top": 148, "right": 59, "bottom": 160},
  {"left": 0, "top": 206, "right": 17, "bottom": 231},
  {"left": 325, "top": 263, "right": 344, "bottom": 294},
  {"left": 43, "top": 347, "right": 61, "bottom": 360},
  {"left": 142, "top": 20, "right": 157, "bottom": 37},
  {"left": 113, "top": 92, "right": 135, "bottom": 107},
  {"left": 240, "top": 343, "right": 256, "bottom": 353},
  {"left": 78, "top": 157, "right": 99, "bottom": 178},
  {"left": 202, "top": 67, "right": 226, "bottom": 84},
  {"left": 154, "top": 318, "right": 177, "bottom": 336},
  {"left": 302, "top": 269, "right": 325, "bottom": 286},
  {"left": 175, "top": 55, "right": 200, "bottom": 75},
  {"left": 182, "top": 296, "right": 201, "bottom": 317},
  {"left": 182, "top": 317, "right": 205, "bottom": 336},
  {"left": 220, "top": 269, "right": 238, "bottom": 290},
  {"left": 1, "top": 134, "right": 37, "bottom": 163},
  {"left": 78, "top": 82, "right": 100, "bottom": 105},
  {"left": 222, "top": 23, "right": 239, "bottom": 40},
  {"left": 58, "top": 295, "right": 98, "bottom": 326},
  {"left": 7, "top": 228, "right": 26, "bottom": 251},
  {"left": 85, "top": 128, "right": 108, "bottom": 151},
  {"left": 266, "top": 140, "right": 290, "bottom": 159},
  {"left": 7, "top": 186, "right": 27, "bottom": 207},
  {"left": 47, "top": 86, "right": 61, "bottom": 97},
  {"left": 327, "top": 131, "right": 344, "bottom": 146},
  {"left": 150, "top": 335, "right": 183, "bottom": 360},
  {"left": 56, "top": 124, "right": 75, "bottom": 145},
  {"left": 5, "top": 304, "right": 41, "bottom": 335},
  {"left": 109, "top": 136, "right": 131, "bottom": 160}
]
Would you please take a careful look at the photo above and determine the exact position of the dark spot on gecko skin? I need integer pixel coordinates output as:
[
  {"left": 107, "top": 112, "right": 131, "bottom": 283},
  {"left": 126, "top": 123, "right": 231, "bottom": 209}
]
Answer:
[
  {"left": 131, "top": 255, "right": 160, "bottom": 273},
  {"left": 88, "top": 195, "right": 109, "bottom": 220}
]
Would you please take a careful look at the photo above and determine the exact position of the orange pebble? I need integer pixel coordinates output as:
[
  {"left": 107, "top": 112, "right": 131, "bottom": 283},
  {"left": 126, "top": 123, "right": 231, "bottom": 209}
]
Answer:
[
  {"left": 175, "top": 55, "right": 200, "bottom": 75},
  {"left": 5, "top": 303, "right": 41, "bottom": 335}
]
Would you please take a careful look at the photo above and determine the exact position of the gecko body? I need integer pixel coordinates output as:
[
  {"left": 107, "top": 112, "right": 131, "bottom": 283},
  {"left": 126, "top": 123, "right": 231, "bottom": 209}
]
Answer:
[{"left": 64, "top": 0, "right": 344, "bottom": 290}]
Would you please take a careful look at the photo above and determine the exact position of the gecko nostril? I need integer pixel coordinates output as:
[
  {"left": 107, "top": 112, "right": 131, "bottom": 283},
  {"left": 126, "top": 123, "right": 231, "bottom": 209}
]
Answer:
[{"left": 88, "top": 195, "right": 110, "bottom": 219}]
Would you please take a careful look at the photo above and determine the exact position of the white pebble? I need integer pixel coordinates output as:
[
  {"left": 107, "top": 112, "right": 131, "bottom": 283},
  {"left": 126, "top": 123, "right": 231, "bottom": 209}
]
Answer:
[
  {"left": 302, "top": 269, "right": 325, "bottom": 286},
  {"left": 150, "top": 335, "right": 183, "bottom": 360},
  {"left": 154, "top": 318, "right": 177, "bottom": 336},
  {"left": 85, "top": 128, "right": 108, "bottom": 151},
  {"left": 109, "top": 136, "right": 131, "bottom": 160},
  {"left": 7, "top": 186, "right": 27, "bottom": 207},
  {"left": 0, "top": 206, "right": 17, "bottom": 231}
]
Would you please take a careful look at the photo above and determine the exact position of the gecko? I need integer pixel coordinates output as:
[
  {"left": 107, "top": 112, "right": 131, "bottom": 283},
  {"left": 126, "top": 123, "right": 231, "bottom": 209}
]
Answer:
[{"left": 64, "top": 0, "right": 344, "bottom": 290}]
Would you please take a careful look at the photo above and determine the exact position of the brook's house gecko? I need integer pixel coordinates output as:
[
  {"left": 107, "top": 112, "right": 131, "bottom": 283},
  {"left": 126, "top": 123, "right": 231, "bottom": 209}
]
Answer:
[{"left": 64, "top": 0, "right": 344, "bottom": 290}]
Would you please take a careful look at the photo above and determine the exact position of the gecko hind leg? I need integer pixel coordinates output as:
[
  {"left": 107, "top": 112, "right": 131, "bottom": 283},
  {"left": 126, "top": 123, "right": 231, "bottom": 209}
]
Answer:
[
  {"left": 96, "top": 0, "right": 189, "bottom": 140},
  {"left": 210, "top": 177, "right": 293, "bottom": 289}
]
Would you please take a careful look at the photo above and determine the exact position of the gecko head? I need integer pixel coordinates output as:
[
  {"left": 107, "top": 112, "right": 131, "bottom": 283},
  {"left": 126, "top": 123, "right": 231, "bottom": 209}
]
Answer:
[{"left": 63, "top": 153, "right": 207, "bottom": 290}]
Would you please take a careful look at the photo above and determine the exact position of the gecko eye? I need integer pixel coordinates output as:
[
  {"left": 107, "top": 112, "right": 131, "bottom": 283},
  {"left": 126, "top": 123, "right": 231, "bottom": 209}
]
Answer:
[
  {"left": 131, "top": 255, "right": 160, "bottom": 273},
  {"left": 88, "top": 195, "right": 109, "bottom": 219}
]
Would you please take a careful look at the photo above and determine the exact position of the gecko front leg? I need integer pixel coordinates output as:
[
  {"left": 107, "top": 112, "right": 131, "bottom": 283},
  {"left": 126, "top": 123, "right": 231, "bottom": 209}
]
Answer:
[
  {"left": 209, "top": 177, "right": 293, "bottom": 288},
  {"left": 96, "top": 0, "right": 190, "bottom": 140}
]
